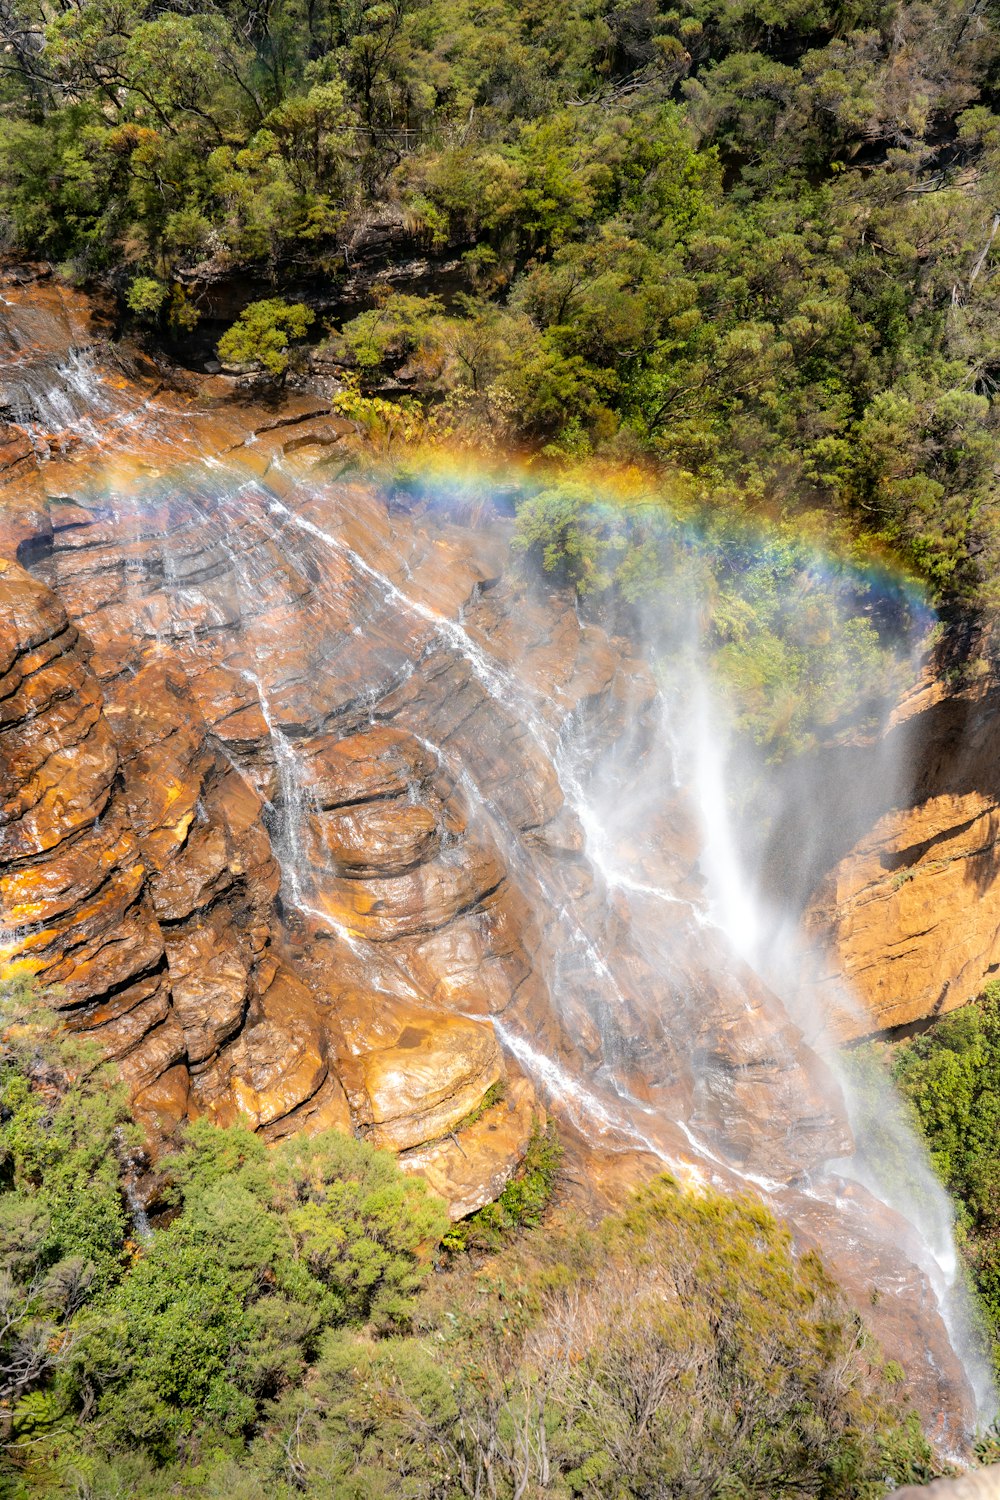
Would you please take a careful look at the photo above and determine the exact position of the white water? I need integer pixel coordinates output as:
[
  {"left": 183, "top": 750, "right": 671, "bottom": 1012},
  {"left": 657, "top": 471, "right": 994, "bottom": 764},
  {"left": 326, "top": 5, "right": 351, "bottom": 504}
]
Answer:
[
  {"left": 260, "top": 489, "right": 665, "bottom": 1121},
  {"left": 113, "top": 1126, "right": 153, "bottom": 1245},
  {"left": 493, "top": 1018, "right": 662, "bottom": 1155},
  {"left": 678, "top": 669, "right": 996, "bottom": 1419},
  {"left": 14, "top": 326, "right": 993, "bottom": 1427},
  {"left": 267, "top": 495, "right": 548, "bottom": 727},
  {"left": 267, "top": 478, "right": 994, "bottom": 1420},
  {"left": 14, "top": 348, "right": 111, "bottom": 439},
  {"left": 340, "top": 488, "right": 997, "bottom": 1421},
  {"left": 235, "top": 476, "right": 996, "bottom": 1423}
]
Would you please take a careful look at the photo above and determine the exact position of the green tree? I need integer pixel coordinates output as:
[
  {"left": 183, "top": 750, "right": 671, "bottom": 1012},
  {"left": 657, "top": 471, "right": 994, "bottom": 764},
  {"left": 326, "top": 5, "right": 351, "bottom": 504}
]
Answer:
[
  {"left": 125, "top": 274, "right": 167, "bottom": 321},
  {"left": 888, "top": 986, "right": 1000, "bottom": 1355},
  {"left": 217, "top": 298, "right": 315, "bottom": 382},
  {"left": 0, "top": 979, "right": 133, "bottom": 1444}
]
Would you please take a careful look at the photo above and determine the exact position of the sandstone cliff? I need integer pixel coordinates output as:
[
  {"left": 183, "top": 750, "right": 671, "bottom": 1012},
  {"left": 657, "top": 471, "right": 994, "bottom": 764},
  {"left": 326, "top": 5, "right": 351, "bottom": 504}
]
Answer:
[
  {"left": 0, "top": 265, "right": 982, "bottom": 1441},
  {"left": 762, "top": 654, "right": 1000, "bottom": 1040}
]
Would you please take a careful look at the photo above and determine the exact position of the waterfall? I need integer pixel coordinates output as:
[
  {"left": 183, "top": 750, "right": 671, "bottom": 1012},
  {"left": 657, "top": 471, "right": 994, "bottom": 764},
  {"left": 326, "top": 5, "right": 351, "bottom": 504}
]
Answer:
[
  {"left": 113, "top": 1127, "right": 153, "bottom": 1246},
  {"left": 13, "top": 321, "right": 992, "bottom": 1432},
  {"left": 676, "top": 665, "right": 997, "bottom": 1422},
  {"left": 8, "top": 348, "right": 110, "bottom": 438}
]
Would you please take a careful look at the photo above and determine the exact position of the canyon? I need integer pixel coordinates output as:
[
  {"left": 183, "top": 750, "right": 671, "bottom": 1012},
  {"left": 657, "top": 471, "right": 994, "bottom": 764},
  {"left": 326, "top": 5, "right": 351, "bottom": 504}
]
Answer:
[{"left": 1, "top": 265, "right": 998, "bottom": 1452}]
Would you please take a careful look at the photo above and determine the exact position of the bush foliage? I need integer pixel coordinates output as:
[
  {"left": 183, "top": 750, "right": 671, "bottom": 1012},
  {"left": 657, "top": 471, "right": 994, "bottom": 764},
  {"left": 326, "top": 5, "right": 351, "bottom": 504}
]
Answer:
[
  {"left": 0, "top": 980, "right": 938, "bottom": 1496},
  {"left": 2, "top": 0, "right": 1000, "bottom": 607},
  {"left": 876, "top": 982, "right": 1000, "bottom": 1371}
]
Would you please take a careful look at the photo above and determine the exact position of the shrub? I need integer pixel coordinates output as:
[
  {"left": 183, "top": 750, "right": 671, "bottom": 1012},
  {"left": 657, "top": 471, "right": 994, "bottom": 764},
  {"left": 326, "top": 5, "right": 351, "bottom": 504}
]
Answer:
[
  {"left": 0, "top": 984, "right": 936, "bottom": 1497},
  {"left": 442, "top": 1115, "right": 562, "bottom": 1254},
  {"left": 125, "top": 275, "right": 167, "bottom": 321},
  {"left": 886, "top": 987, "right": 1000, "bottom": 1363},
  {"left": 217, "top": 300, "right": 315, "bottom": 383}
]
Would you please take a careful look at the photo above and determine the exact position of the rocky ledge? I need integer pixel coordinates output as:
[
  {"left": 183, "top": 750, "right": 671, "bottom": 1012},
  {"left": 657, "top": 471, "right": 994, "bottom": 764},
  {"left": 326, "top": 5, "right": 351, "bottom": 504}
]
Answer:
[{"left": 760, "top": 653, "right": 1000, "bottom": 1040}]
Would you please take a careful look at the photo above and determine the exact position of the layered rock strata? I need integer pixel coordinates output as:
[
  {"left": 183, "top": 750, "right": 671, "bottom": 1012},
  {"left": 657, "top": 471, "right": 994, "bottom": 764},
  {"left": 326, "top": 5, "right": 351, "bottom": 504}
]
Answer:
[
  {"left": 0, "top": 560, "right": 182, "bottom": 1119},
  {"left": 0, "top": 265, "right": 851, "bottom": 1208},
  {"left": 0, "top": 266, "right": 982, "bottom": 1441}
]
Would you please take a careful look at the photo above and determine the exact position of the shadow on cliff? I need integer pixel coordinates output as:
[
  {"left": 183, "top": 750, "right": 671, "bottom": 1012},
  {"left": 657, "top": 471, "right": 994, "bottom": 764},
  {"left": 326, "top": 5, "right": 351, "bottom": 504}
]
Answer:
[{"left": 754, "top": 681, "right": 1000, "bottom": 916}]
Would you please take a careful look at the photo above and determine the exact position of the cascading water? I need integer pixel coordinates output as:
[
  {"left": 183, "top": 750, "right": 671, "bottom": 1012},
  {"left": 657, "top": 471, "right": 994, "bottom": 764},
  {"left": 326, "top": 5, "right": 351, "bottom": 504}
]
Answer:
[
  {"left": 677, "top": 674, "right": 996, "bottom": 1418},
  {"left": 6, "top": 306, "right": 993, "bottom": 1440},
  {"left": 277, "top": 476, "right": 995, "bottom": 1426},
  {"left": 260, "top": 485, "right": 693, "bottom": 1152},
  {"left": 4, "top": 348, "right": 111, "bottom": 439},
  {"left": 93, "top": 467, "right": 1000, "bottom": 1423},
  {"left": 113, "top": 1126, "right": 153, "bottom": 1246}
]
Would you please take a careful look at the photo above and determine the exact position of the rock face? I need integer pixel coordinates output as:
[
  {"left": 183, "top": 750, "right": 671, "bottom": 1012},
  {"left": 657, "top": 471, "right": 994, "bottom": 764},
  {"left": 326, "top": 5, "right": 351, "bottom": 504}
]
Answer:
[
  {"left": 0, "top": 272, "right": 548, "bottom": 1207},
  {"left": 0, "top": 266, "right": 984, "bottom": 1443},
  {"left": 762, "top": 662, "right": 1000, "bottom": 1039},
  {"left": 0, "top": 561, "right": 183, "bottom": 1118},
  {"left": 0, "top": 535, "right": 528, "bottom": 1197},
  {"left": 0, "top": 268, "right": 851, "bottom": 1206},
  {"left": 0, "top": 271, "right": 555, "bottom": 1218}
]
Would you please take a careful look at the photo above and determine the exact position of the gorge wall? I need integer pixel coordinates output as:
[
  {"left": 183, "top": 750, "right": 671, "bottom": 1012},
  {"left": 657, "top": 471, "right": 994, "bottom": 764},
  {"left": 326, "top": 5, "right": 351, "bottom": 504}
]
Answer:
[
  {"left": 0, "top": 264, "right": 992, "bottom": 1446},
  {"left": 758, "top": 653, "right": 1000, "bottom": 1040}
]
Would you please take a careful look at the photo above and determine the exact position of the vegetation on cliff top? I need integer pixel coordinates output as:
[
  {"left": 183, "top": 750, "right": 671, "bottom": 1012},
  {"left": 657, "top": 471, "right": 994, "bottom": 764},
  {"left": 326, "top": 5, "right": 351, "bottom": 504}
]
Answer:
[
  {"left": 0, "top": 981, "right": 937, "bottom": 1496},
  {"left": 2, "top": 0, "right": 1000, "bottom": 612}
]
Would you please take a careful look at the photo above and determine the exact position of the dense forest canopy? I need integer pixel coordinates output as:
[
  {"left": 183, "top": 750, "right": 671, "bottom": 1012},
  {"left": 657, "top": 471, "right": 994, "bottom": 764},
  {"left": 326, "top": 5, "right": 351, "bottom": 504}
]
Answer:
[{"left": 2, "top": 0, "right": 1000, "bottom": 607}]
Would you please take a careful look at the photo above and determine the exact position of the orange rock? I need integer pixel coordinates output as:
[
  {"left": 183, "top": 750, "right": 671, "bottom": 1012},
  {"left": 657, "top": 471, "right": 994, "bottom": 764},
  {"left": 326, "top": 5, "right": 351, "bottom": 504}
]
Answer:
[
  {"left": 308, "top": 801, "right": 440, "bottom": 875},
  {"left": 200, "top": 963, "right": 350, "bottom": 1135},
  {"left": 797, "top": 674, "right": 1000, "bottom": 1036},
  {"left": 0, "top": 564, "right": 183, "bottom": 1108},
  {"left": 0, "top": 273, "right": 978, "bottom": 1444},
  {"left": 325, "top": 853, "right": 503, "bottom": 942},
  {"left": 299, "top": 726, "right": 437, "bottom": 807},
  {"left": 0, "top": 423, "right": 34, "bottom": 480},
  {"left": 354, "top": 1011, "right": 505, "bottom": 1151},
  {"left": 400, "top": 1074, "right": 537, "bottom": 1219}
]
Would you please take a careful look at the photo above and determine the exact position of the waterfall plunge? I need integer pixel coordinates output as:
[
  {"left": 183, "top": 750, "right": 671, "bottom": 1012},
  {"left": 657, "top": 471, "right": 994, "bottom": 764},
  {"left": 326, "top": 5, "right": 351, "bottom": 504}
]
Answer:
[
  {"left": 279, "top": 471, "right": 996, "bottom": 1423},
  {"left": 664, "top": 665, "right": 996, "bottom": 1423},
  {"left": 28, "top": 428, "right": 995, "bottom": 1434}
]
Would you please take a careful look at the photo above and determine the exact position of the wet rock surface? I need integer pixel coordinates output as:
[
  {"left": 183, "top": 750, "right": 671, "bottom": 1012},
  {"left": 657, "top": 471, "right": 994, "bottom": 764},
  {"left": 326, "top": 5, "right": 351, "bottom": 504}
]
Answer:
[
  {"left": 0, "top": 265, "right": 985, "bottom": 1444},
  {"left": 0, "top": 559, "right": 183, "bottom": 1122}
]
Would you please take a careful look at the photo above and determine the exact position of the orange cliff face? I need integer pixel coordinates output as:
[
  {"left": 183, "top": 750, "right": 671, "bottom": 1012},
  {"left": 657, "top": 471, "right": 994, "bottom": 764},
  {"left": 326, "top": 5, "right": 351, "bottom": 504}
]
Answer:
[
  {"left": 759, "top": 657, "right": 1000, "bottom": 1040},
  {"left": 0, "top": 267, "right": 848, "bottom": 1195},
  {"left": 0, "top": 270, "right": 534, "bottom": 1213},
  {"left": 0, "top": 265, "right": 986, "bottom": 1444},
  {"left": 0, "top": 560, "right": 185, "bottom": 1118}
]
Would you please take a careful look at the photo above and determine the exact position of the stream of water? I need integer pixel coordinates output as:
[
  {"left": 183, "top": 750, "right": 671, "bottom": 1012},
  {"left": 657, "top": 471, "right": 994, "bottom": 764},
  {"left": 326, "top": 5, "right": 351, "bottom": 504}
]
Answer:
[
  {"left": 212, "top": 468, "right": 995, "bottom": 1417},
  {"left": 12, "top": 336, "right": 995, "bottom": 1430}
]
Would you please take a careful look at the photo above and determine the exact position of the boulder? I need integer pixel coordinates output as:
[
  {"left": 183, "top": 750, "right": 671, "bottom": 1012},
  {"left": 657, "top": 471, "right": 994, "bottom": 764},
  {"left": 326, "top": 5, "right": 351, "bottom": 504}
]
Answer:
[{"left": 400, "top": 1074, "right": 537, "bottom": 1219}]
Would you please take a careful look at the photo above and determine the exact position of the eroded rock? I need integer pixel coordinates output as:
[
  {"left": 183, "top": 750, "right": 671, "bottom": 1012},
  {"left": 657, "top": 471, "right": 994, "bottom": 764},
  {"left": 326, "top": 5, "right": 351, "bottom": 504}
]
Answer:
[
  {"left": 0, "top": 270, "right": 982, "bottom": 1444},
  {"left": 776, "top": 668, "right": 1000, "bottom": 1038},
  {"left": 400, "top": 1073, "right": 537, "bottom": 1219},
  {"left": 0, "top": 560, "right": 184, "bottom": 1125}
]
